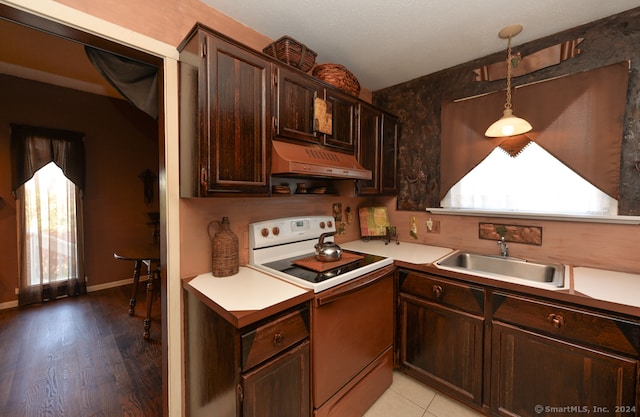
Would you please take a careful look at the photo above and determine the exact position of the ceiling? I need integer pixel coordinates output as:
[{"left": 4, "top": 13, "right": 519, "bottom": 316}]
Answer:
[
  {"left": 0, "top": 17, "right": 122, "bottom": 99},
  {"left": 1, "top": 1, "right": 639, "bottom": 98},
  {"left": 202, "top": 0, "right": 640, "bottom": 91}
]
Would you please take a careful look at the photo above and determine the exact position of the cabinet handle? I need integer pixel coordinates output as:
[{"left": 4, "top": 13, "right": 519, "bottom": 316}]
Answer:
[
  {"left": 273, "top": 332, "right": 284, "bottom": 346},
  {"left": 547, "top": 313, "right": 565, "bottom": 328},
  {"left": 236, "top": 384, "right": 244, "bottom": 403},
  {"left": 432, "top": 285, "right": 444, "bottom": 300},
  {"left": 200, "top": 167, "right": 207, "bottom": 189}
]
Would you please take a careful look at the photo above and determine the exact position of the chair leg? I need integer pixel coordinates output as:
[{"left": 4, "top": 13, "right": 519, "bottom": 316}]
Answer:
[
  {"left": 128, "top": 260, "right": 142, "bottom": 316},
  {"left": 143, "top": 268, "right": 159, "bottom": 340}
]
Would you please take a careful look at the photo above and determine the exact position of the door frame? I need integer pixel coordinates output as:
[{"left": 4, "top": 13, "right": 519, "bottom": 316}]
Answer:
[{"left": 0, "top": 3, "right": 182, "bottom": 416}]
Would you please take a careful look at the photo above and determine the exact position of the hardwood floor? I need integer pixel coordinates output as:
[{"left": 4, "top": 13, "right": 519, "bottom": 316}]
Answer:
[{"left": 0, "top": 285, "right": 162, "bottom": 417}]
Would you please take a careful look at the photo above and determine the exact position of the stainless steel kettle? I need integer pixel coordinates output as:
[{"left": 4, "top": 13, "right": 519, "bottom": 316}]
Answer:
[{"left": 314, "top": 232, "right": 343, "bottom": 262}]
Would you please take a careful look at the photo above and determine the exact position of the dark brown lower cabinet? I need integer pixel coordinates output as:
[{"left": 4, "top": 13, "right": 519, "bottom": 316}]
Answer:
[
  {"left": 398, "top": 269, "right": 640, "bottom": 417},
  {"left": 491, "top": 292, "right": 639, "bottom": 417},
  {"left": 184, "top": 289, "right": 310, "bottom": 417},
  {"left": 400, "top": 294, "right": 484, "bottom": 404},
  {"left": 491, "top": 322, "right": 638, "bottom": 417},
  {"left": 242, "top": 340, "right": 310, "bottom": 417},
  {"left": 398, "top": 270, "right": 485, "bottom": 406}
]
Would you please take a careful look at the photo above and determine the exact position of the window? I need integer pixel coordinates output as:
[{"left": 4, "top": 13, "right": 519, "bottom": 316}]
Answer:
[
  {"left": 23, "top": 162, "right": 80, "bottom": 286},
  {"left": 11, "top": 124, "right": 86, "bottom": 305},
  {"left": 441, "top": 142, "right": 617, "bottom": 216},
  {"left": 439, "top": 62, "right": 628, "bottom": 218}
]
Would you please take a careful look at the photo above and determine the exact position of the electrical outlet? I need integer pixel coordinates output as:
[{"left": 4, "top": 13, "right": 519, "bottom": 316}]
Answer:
[
  {"left": 14, "top": 288, "right": 19, "bottom": 295},
  {"left": 427, "top": 220, "right": 441, "bottom": 234}
]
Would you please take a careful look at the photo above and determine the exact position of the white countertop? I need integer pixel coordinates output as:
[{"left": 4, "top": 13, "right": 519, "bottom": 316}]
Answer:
[
  {"left": 573, "top": 267, "right": 640, "bottom": 308},
  {"left": 341, "top": 239, "right": 454, "bottom": 264},
  {"left": 186, "top": 241, "right": 639, "bottom": 318},
  {"left": 342, "top": 239, "right": 640, "bottom": 312},
  {"left": 187, "top": 267, "right": 309, "bottom": 312}
]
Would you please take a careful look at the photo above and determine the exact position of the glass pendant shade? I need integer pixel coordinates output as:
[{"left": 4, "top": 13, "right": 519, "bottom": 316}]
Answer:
[{"left": 485, "top": 108, "right": 532, "bottom": 137}]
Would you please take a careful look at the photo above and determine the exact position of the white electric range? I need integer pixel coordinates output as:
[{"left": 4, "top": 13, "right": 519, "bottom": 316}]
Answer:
[{"left": 248, "top": 215, "right": 393, "bottom": 292}]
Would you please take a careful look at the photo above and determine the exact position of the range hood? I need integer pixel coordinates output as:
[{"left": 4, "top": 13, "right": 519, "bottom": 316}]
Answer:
[{"left": 271, "top": 141, "right": 372, "bottom": 180}]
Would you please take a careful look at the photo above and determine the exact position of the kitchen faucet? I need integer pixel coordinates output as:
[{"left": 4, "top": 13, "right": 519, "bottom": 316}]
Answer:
[{"left": 497, "top": 236, "right": 509, "bottom": 257}]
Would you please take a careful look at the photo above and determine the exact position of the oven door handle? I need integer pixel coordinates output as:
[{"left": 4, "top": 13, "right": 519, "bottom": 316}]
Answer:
[{"left": 315, "top": 265, "right": 394, "bottom": 306}]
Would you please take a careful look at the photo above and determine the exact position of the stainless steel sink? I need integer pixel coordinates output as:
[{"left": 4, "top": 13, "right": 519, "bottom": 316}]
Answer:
[{"left": 436, "top": 251, "right": 565, "bottom": 288}]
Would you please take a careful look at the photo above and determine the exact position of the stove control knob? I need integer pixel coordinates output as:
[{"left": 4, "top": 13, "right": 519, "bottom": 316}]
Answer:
[
  {"left": 319, "top": 221, "right": 325, "bottom": 229},
  {"left": 261, "top": 227, "right": 269, "bottom": 237},
  {"left": 327, "top": 220, "right": 333, "bottom": 228},
  {"left": 272, "top": 226, "right": 280, "bottom": 236}
]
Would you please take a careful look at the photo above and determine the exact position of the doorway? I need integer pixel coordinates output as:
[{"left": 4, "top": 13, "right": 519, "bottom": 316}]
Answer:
[{"left": 0, "top": 4, "right": 167, "bottom": 415}]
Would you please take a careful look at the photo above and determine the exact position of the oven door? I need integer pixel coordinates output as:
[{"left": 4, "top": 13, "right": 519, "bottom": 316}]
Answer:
[{"left": 311, "top": 265, "right": 395, "bottom": 411}]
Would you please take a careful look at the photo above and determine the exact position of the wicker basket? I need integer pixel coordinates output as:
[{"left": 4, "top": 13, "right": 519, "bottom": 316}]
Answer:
[
  {"left": 263, "top": 35, "right": 317, "bottom": 72},
  {"left": 312, "top": 63, "right": 361, "bottom": 97}
]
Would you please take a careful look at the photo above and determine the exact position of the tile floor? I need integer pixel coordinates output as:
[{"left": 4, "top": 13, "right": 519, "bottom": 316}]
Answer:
[{"left": 364, "top": 371, "right": 485, "bottom": 417}]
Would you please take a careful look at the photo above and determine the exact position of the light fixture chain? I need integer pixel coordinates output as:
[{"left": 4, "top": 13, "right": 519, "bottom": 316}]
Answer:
[
  {"left": 485, "top": 24, "right": 532, "bottom": 137},
  {"left": 505, "top": 36, "right": 513, "bottom": 110}
]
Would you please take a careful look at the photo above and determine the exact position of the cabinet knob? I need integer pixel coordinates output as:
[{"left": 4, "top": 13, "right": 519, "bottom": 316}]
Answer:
[
  {"left": 547, "top": 313, "right": 565, "bottom": 328},
  {"left": 432, "top": 285, "right": 444, "bottom": 300},
  {"left": 273, "top": 332, "right": 284, "bottom": 346}
]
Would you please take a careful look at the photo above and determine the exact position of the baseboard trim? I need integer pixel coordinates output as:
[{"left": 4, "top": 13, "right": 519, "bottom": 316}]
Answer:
[
  {"left": 0, "top": 278, "right": 146, "bottom": 310},
  {"left": 0, "top": 300, "right": 18, "bottom": 310},
  {"left": 87, "top": 278, "right": 134, "bottom": 293}
]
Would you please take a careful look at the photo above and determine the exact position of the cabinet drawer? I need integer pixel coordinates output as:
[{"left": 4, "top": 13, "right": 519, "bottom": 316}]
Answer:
[
  {"left": 493, "top": 292, "right": 640, "bottom": 357},
  {"left": 242, "top": 307, "right": 309, "bottom": 371},
  {"left": 400, "top": 271, "right": 484, "bottom": 315}
]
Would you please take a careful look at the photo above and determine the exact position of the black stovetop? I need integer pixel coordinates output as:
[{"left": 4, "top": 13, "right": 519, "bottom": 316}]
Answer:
[{"left": 262, "top": 251, "right": 387, "bottom": 283}]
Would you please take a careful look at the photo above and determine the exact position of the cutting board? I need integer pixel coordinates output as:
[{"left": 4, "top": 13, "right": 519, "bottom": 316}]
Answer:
[{"left": 292, "top": 252, "right": 364, "bottom": 272}]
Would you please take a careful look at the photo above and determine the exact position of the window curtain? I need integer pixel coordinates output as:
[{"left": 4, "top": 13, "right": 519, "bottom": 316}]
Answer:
[
  {"left": 10, "top": 125, "right": 86, "bottom": 305},
  {"left": 85, "top": 46, "right": 158, "bottom": 119},
  {"left": 10, "top": 125, "right": 86, "bottom": 193},
  {"left": 440, "top": 61, "right": 629, "bottom": 201}
]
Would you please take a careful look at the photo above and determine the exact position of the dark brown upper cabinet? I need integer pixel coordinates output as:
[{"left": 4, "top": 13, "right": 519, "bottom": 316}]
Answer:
[
  {"left": 274, "top": 65, "right": 323, "bottom": 145},
  {"left": 356, "top": 103, "right": 381, "bottom": 195},
  {"left": 356, "top": 104, "right": 398, "bottom": 195},
  {"left": 179, "top": 23, "right": 397, "bottom": 197},
  {"left": 322, "top": 89, "right": 357, "bottom": 153},
  {"left": 274, "top": 66, "right": 357, "bottom": 154},
  {"left": 179, "top": 25, "right": 272, "bottom": 196}
]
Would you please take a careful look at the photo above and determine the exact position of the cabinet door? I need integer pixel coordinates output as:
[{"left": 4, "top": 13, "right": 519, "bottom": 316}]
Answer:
[
  {"left": 356, "top": 103, "right": 382, "bottom": 195},
  {"left": 380, "top": 113, "right": 398, "bottom": 195},
  {"left": 491, "top": 322, "right": 638, "bottom": 417},
  {"left": 202, "top": 34, "right": 271, "bottom": 194},
  {"left": 399, "top": 293, "right": 484, "bottom": 405},
  {"left": 242, "top": 340, "right": 310, "bottom": 417},
  {"left": 323, "top": 89, "right": 357, "bottom": 153},
  {"left": 275, "top": 65, "right": 323, "bottom": 144}
]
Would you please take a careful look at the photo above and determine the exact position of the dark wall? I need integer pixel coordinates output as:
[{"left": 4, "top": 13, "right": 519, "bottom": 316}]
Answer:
[
  {"left": 374, "top": 7, "right": 640, "bottom": 214},
  {"left": 0, "top": 75, "right": 159, "bottom": 303}
]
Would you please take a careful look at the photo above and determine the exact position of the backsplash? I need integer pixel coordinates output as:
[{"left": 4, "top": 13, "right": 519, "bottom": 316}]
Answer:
[
  {"left": 179, "top": 195, "right": 365, "bottom": 278},
  {"left": 384, "top": 201, "right": 640, "bottom": 275},
  {"left": 180, "top": 194, "right": 640, "bottom": 278}
]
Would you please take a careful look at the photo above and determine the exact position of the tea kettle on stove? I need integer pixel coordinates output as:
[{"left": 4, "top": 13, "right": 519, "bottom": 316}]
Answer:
[{"left": 315, "top": 232, "right": 343, "bottom": 262}]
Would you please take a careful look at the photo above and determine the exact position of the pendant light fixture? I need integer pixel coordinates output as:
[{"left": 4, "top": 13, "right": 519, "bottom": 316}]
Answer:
[{"left": 485, "top": 24, "right": 532, "bottom": 137}]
